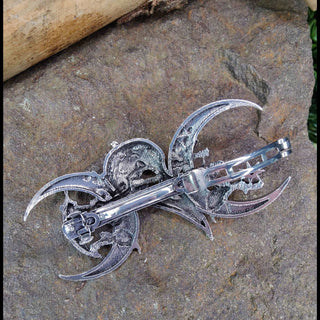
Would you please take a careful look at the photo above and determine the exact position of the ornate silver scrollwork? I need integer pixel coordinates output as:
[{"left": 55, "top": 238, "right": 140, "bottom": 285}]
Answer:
[{"left": 24, "top": 99, "right": 291, "bottom": 281}]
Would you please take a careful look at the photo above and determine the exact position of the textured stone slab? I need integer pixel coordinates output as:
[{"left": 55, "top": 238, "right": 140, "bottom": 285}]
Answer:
[{"left": 4, "top": 0, "right": 316, "bottom": 319}]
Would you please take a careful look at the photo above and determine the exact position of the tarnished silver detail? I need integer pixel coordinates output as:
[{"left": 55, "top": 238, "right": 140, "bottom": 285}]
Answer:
[{"left": 24, "top": 99, "right": 292, "bottom": 281}]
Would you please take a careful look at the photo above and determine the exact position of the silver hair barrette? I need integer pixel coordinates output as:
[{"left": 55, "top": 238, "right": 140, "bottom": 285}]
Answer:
[{"left": 25, "top": 99, "right": 291, "bottom": 281}]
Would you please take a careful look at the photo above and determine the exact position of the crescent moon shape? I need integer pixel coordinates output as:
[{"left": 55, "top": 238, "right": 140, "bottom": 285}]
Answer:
[
  {"left": 59, "top": 211, "right": 140, "bottom": 281},
  {"left": 24, "top": 172, "right": 114, "bottom": 221},
  {"left": 167, "top": 99, "right": 262, "bottom": 176},
  {"left": 207, "top": 177, "right": 291, "bottom": 218},
  {"left": 24, "top": 138, "right": 169, "bottom": 221}
]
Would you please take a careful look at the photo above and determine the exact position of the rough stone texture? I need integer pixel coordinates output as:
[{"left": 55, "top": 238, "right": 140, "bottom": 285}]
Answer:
[{"left": 3, "top": 0, "right": 316, "bottom": 319}]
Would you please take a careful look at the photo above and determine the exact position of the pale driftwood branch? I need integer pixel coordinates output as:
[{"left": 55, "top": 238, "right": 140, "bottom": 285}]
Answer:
[
  {"left": 4, "top": 0, "right": 188, "bottom": 81},
  {"left": 4, "top": 0, "right": 312, "bottom": 81},
  {"left": 304, "top": 0, "right": 317, "bottom": 11},
  {"left": 3, "top": 0, "right": 147, "bottom": 81}
]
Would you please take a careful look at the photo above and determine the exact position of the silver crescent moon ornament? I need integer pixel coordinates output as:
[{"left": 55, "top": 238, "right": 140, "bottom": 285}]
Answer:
[{"left": 24, "top": 99, "right": 292, "bottom": 281}]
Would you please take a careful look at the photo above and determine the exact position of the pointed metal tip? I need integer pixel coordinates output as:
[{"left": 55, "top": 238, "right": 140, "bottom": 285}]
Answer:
[
  {"left": 23, "top": 204, "right": 33, "bottom": 221},
  {"left": 58, "top": 274, "right": 84, "bottom": 281},
  {"left": 24, "top": 200, "right": 37, "bottom": 221},
  {"left": 59, "top": 272, "right": 91, "bottom": 281},
  {"left": 134, "top": 242, "right": 142, "bottom": 254},
  {"left": 283, "top": 176, "right": 291, "bottom": 187},
  {"left": 225, "top": 99, "right": 263, "bottom": 112}
]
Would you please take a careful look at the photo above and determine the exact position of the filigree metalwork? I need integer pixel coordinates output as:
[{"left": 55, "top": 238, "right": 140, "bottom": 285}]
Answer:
[{"left": 24, "top": 99, "right": 292, "bottom": 281}]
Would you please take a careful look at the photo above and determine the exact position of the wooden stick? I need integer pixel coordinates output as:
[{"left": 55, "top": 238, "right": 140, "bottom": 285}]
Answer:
[
  {"left": 304, "top": 0, "right": 317, "bottom": 11},
  {"left": 3, "top": 0, "right": 146, "bottom": 81}
]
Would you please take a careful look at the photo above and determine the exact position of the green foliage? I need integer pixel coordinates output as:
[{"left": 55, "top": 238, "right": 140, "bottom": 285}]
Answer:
[{"left": 307, "top": 9, "right": 317, "bottom": 144}]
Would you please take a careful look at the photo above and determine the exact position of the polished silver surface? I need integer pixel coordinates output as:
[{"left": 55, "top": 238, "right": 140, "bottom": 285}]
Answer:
[{"left": 24, "top": 99, "right": 292, "bottom": 281}]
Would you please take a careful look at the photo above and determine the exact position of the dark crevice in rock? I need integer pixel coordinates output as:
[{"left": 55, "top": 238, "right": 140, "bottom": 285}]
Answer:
[
  {"left": 253, "top": 108, "right": 262, "bottom": 137},
  {"left": 221, "top": 49, "right": 271, "bottom": 105},
  {"left": 117, "top": 0, "right": 189, "bottom": 24},
  {"left": 253, "top": 109, "right": 269, "bottom": 144},
  {"left": 251, "top": 0, "right": 308, "bottom": 15}
]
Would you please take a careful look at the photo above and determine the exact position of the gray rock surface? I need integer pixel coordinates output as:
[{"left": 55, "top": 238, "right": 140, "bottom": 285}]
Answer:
[{"left": 4, "top": 0, "right": 316, "bottom": 319}]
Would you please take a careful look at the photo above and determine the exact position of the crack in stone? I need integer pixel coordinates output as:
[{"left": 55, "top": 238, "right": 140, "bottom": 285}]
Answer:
[
  {"left": 221, "top": 49, "right": 271, "bottom": 105},
  {"left": 253, "top": 108, "right": 268, "bottom": 143}
]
